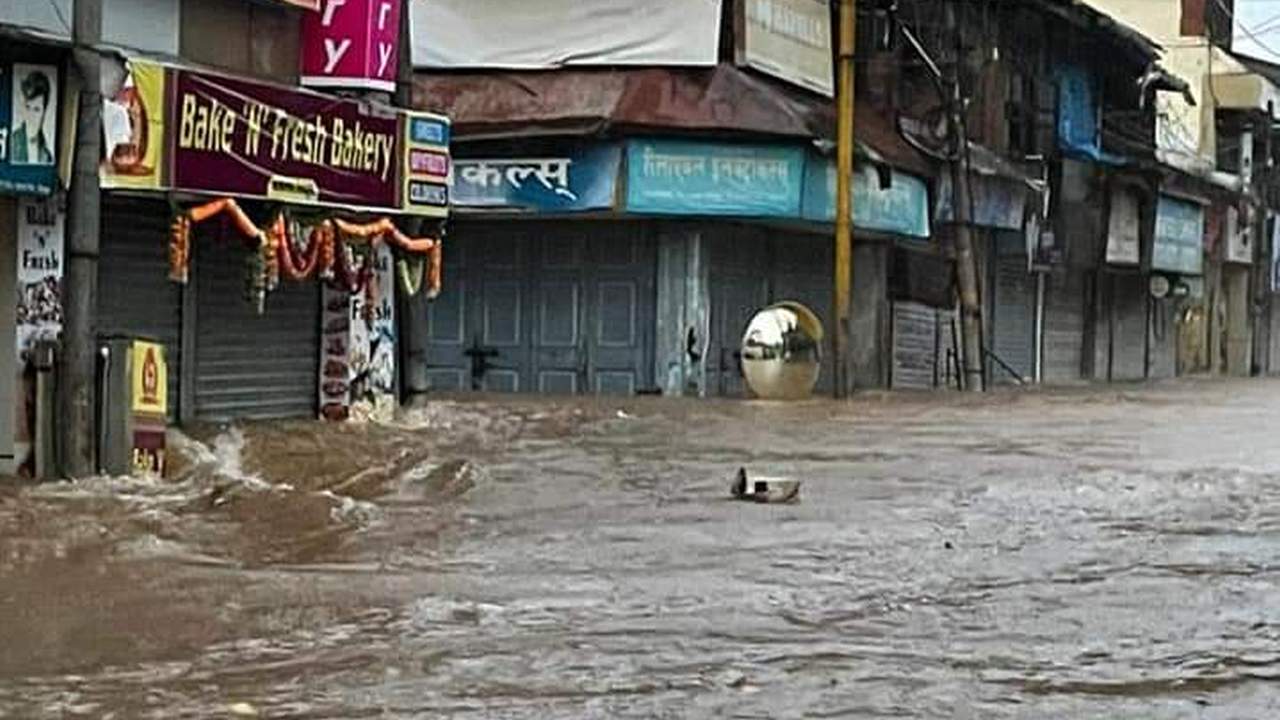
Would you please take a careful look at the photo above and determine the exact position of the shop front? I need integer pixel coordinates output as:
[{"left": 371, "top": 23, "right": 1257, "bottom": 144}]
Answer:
[
  {"left": 424, "top": 136, "right": 933, "bottom": 398},
  {"left": 1, "top": 51, "right": 67, "bottom": 476},
  {"left": 1149, "top": 193, "right": 1207, "bottom": 379},
  {"left": 98, "top": 59, "right": 449, "bottom": 423}
]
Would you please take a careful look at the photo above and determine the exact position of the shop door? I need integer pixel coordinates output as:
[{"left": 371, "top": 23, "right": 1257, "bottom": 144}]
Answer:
[
  {"left": 425, "top": 222, "right": 654, "bottom": 395},
  {"left": 584, "top": 228, "right": 655, "bottom": 394},
  {"left": 1109, "top": 274, "right": 1147, "bottom": 381},
  {"left": 1043, "top": 268, "right": 1085, "bottom": 383},
  {"left": 990, "top": 245, "right": 1034, "bottom": 384},
  {"left": 532, "top": 228, "right": 655, "bottom": 395},
  {"left": 194, "top": 237, "right": 320, "bottom": 420},
  {"left": 772, "top": 233, "right": 835, "bottom": 396},
  {"left": 892, "top": 301, "right": 943, "bottom": 389},
  {"left": 708, "top": 228, "right": 769, "bottom": 397}
]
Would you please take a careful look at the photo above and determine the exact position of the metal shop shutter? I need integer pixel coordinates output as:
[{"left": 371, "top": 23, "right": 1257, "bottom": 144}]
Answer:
[
  {"left": 97, "top": 196, "right": 182, "bottom": 420},
  {"left": 1043, "top": 269, "right": 1085, "bottom": 383},
  {"left": 892, "top": 301, "right": 941, "bottom": 389},
  {"left": 990, "top": 253, "right": 1035, "bottom": 384},
  {"left": 194, "top": 237, "right": 320, "bottom": 421}
]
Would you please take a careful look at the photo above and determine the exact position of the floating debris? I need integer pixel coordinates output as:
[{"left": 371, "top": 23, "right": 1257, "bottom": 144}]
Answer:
[{"left": 729, "top": 467, "right": 800, "bottom": 503}]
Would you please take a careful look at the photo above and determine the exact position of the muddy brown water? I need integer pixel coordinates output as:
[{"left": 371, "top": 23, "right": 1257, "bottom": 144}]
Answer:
[{"left": 2, "top": 381, "right": 1280, "bottom": 718}]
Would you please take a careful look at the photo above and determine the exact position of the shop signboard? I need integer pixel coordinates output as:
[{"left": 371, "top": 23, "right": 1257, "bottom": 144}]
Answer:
[
  {"left": 171, "top": 68, "right": 401, "bottom": 211},
  {"left": 1152, "top": 194, "right": 1204, "bottom": 275},
  {"left": 101, "top": 60, "right": 167, "bottom": 190},
  {"left": 625, "top": 139, "right": 805, "bottom": 218},
  {"left": 453, "top": 145, "right": 621, "bottom": 212},
  {"left": 301, "top": 0, "right": 402, "bottom": 92},
  {"left": 1105, "top": 187, "right": 1141, "bottom": 265},
  {"left": 735, "top": 0, "right": 833, "bottom": 96},
  {"left": 401, "top": 111, "right": 451, "bottom": 217},
  {"left": 0, "top": 62, "right": 59, "bottom": 195},
  {"left": 802, "top": 157, "right": 930, "bottom": 237},
  {"left": 129, "top": 340, "right": 167, "bottom": 477}
]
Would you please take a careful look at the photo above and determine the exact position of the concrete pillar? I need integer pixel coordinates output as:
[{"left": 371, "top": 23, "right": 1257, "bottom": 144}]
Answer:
[
  {"left": 654, "top": 225, "right": 709, "bottom": 396},
  {"left": 1225, "top": 265, "right": 1252, "bottom": 376},
  {"left": 60, "top": 0, "right": 103, "bottom": 477}
]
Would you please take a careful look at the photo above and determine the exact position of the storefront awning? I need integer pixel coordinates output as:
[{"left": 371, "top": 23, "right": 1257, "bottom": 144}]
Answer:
[{"left": 414, "top": 65, "right": 932, "bottom": 177}]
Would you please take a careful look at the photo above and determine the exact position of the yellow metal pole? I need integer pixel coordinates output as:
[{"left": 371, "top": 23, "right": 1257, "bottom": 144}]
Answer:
[{"left": 834, "top": 0, "right": 856, "bottom": 399}]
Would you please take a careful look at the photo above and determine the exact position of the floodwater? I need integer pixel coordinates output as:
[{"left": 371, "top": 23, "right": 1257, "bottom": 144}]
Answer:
[{"left": 3, "top": 380, "right": 1280, "bottom": 718}]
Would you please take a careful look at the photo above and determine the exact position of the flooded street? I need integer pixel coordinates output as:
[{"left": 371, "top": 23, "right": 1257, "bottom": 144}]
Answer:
[{"left": 3, "top": 380, "right": 1280, "bottom": 718}]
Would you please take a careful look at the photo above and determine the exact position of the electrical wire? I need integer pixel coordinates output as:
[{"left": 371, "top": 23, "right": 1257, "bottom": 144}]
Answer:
[{"left": 1220, "top": 0, "right": 1280, "bottom": 60}]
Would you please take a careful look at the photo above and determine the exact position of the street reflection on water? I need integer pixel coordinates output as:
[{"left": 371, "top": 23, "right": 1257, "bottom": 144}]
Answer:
[{"left": 3, "top": 381, "right": 1280, "bottom": 718}]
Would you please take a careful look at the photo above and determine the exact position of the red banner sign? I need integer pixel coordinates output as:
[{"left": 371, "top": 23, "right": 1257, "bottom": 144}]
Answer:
[
  {"left": 301, "top": 0, "right": 401, "bottom": 93},
  {"left": 171, "top": 68, "right": 401, "bottom": 211}
]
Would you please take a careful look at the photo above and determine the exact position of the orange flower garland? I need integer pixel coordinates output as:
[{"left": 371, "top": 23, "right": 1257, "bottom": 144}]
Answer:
[{"left": 167, "top": 198, "right": 444, "bottom": 304}]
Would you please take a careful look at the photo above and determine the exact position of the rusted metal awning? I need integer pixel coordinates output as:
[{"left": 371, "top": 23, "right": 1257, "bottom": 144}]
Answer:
[{"left": 414, "top": 65, "right": 932, "bottom": 177}]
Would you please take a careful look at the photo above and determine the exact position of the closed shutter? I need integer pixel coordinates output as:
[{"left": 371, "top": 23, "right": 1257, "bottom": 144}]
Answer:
[
  {"left": 1110, "top": 274, "right": 1147, "bottom": 381},
  {"left": 97, "top": 196, "right": 182, "bottom": 420},
  {"left": 892, "top": 301, "right": 939, "bottom": 389},
  {"left": 1043, "top": 269, "right": 1084, "bottom": 383},
  {"left": 194, "top": 236, "right": 320, "bottom": 421},
  {"left": 991, "top": 254, "right": 1034, "bottom": 383}
]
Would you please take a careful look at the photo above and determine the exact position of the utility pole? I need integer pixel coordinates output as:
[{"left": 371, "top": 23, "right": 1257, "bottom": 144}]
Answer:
[
  {"left": 945, "top": 1, "right": 984, "bottom": 392},
  {"left": 61, "top": 0, "right": 103, "bottom": 476},
  {"left": 833, "top": 0, "right": 856, "bottom": 399}
]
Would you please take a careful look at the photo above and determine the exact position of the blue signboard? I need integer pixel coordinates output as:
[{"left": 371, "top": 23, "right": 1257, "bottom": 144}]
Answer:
[
  {"left": 625, "top": 140, "right": 805, "bottom": 217},
  {"left": 453, "top": 145, "right": 621, "bottom": 212},
  {"left": 0, "top": 63, "right": 59, "bottom": 196},
  {"left": 801, "top": 157, "right": 931, "bottom": 238},
  {"left": 1152, "top": 194, "right": 1204, "bottom": 275}
]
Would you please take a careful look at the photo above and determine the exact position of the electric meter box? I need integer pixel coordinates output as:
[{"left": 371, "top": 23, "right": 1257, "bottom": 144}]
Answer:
[{"left": 98, "top": 335, "right": 169, "bottom": 477}]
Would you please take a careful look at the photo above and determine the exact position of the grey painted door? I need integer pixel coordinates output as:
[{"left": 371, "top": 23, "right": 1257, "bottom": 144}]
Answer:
[
  {"left": 425, "top": 221, "right": 654, "bottom": 395},
  {"left": 708, "top": 228, "right": 769, "bottom": 397},
  {"left": 772, "top": 233, "right": 834, "bottom": 396},
  {"left": 423, "top": 232, "right": 472, "bottom": 391},
  {"left": 586, "top": 228, "right": 655, "bottom": 395}
]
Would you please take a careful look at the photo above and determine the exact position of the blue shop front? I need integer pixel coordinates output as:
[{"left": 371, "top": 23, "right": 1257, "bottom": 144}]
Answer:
[{"left": 415, "top": 137, "right": 933, "bottom": 398}]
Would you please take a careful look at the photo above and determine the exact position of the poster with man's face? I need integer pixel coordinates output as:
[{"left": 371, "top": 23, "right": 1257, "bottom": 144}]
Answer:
[{"left": 11, "top": 64, "right": 57, "bottom": 167}]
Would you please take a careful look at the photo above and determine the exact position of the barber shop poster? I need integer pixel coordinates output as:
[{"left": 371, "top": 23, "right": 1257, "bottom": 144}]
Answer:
[{"left": 0, "top": 63, "right": 58, "bottom": 195}]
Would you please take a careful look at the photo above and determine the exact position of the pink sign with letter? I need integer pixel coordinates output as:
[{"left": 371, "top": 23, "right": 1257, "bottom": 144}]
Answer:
[{"left": 301, "top": 0, "right": 401, "bottom": 93}]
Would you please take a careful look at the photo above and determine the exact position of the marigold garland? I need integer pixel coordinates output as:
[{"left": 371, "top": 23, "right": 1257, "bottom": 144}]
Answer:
[{"left": 166, "top": 197, "right": 444, "bottom": 309}]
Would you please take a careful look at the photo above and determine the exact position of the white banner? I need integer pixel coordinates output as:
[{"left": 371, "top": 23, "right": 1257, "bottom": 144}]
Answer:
[
  {"left": 1105, "top": 187, "right": 1140, "bottom": 266},
  {"left": 411, "top": 0, "right": 722, "bottom": 68},
  {"left": 737, "top": 0, "right": 833, "bottom": 96}
]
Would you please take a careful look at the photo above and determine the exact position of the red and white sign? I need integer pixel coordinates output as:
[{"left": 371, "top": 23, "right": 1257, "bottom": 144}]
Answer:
[{"left": 301, "top": 0, "right": 401, "bottom": 93}]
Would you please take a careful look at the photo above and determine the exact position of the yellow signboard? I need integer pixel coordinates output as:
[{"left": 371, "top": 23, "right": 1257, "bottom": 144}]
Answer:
[
  {"left": 130, "top": 340, "right": 167, "bottom": 417},
  {"left": 101, "top": 60, "right": 167, "bottom": 189}
]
